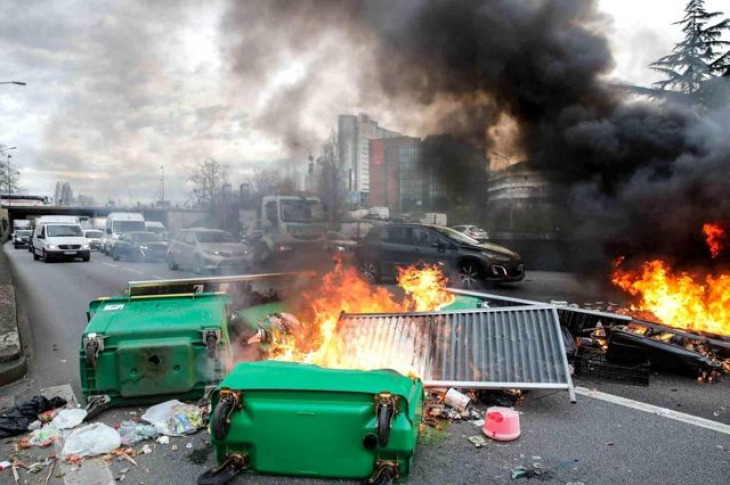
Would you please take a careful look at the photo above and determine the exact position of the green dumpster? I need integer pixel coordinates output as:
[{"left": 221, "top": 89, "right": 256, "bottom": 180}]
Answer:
[
  {"left": 80, "top": 292, "right": 233, "bottom": 407},
  {"left": 204, "top": 361, "right": 423, "bottom": 483}
]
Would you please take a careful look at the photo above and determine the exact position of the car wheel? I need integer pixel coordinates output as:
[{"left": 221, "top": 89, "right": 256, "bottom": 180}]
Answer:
[
  {"left": 13, "top": 244, "right": 18, "bottom": 249},
  {"left": 42, "top": 250, "right": 51, "bottom": 263},
  {"left": 112, "top": 249, "right": 120, "bottom": 261},
  {"left": 358, "top": 259, "right": 381, "bottom": 283},
  {"left": 459, "top": 261, "right": 484, "bottom": 289},
  {"left": 168, "top": 255, "right": 178, "bottom": 270},
  {"left": 82, "top": 255, "right": 90, "bottom": 262},
  {"left": 33, "top": 249, "right": 39, "bottom": 261}
]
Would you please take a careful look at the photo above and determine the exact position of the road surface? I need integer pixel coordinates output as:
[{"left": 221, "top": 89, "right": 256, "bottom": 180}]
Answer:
[{"left": 1, "top": 242, "right": 729, "bottom": 485}]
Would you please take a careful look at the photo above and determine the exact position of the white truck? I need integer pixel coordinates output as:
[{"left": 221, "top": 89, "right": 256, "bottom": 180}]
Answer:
[
  {"left": 103, "top": 212, "right": 146, "bottom": 254},
  {"left": 242, "top": 195, "right": 328, "bottom": 265}
]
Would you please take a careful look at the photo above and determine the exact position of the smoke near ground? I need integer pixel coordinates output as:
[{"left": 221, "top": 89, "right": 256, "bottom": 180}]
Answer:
[{"left": 221, "top": 0, "right": 730, "bottom": 269}]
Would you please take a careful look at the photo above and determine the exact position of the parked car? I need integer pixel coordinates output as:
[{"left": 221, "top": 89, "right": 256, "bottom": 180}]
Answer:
[
  {"left": 167, "top": 229, "right": 251, "bottom": 273},
  {"left": 145, "top": 221, "right": 166, "bottom": 236},
  {"left": 83, "top": 229, "right": 105, "bottom": 251},
  {"left": 31, "top": 222, "right": 90, "bottom": 263},
  {"left": 12, "top": 229, "right": 33, "bottom": 249},
  {"left": 354, "top": 223, "right": 524, "bottom": 287},
  {"left": 112, "top": 231, "right": 169, "bottom": 262},
  {"left": 452, "top": 224, "right": 489, "bottom": 241}
]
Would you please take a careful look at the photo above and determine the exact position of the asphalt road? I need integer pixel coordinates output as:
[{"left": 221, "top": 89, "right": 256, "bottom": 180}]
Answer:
[{"left": 1, "top": 242, "right": 730, "bottom": 485}]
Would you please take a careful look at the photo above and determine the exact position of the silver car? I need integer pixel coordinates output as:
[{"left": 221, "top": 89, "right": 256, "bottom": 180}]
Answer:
[
  {"left": 452, "top": 224, "right": 488, "bottom": 241},
  {"left": 167, "top": 228, "right": 251, "bottom": 273}
]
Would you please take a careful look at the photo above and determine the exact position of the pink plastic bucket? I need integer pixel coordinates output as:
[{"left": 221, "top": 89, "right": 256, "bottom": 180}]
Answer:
[{"left": 483, "top": 406, "right": 520, "bottom": 441}]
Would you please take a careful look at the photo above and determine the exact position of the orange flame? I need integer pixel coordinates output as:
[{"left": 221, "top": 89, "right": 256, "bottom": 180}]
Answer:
[
  {"left": 611, "top": 259, "right": 730, "bottom": 337},
  {"left": 703, "top": 222, "right": 725, "bottom": 259},
  {"left": 267, "top": 259, "right": 455, "bottom": 367}
]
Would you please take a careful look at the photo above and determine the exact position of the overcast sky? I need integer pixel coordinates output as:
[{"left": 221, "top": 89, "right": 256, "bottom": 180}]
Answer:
[{"left": 0, "top": 0, "right": 727, "bottom": 203}]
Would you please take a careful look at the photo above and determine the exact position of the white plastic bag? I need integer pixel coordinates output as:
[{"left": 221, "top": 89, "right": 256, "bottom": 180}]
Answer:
[
  {"left": 51, "top": 409, "right": 87, "bottom": 430},
  {"left": 141, "top": 400, "right": 184, "bottom": 436},
  {"left": 61, "top": 423, "right": 121, "bottom": 459},
  {"left": 141, "top": 400, "right": 202, "bottom": 436}
]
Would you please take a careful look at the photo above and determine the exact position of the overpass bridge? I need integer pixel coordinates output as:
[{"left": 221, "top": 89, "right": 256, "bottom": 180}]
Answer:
[{"left": 1, "top": 205, "right": 208, "bottom": 237}]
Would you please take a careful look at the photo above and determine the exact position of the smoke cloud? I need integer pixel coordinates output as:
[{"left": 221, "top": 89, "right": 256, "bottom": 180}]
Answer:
[{"left": 222, "top": 0, "right": 730, "bottom": 268}]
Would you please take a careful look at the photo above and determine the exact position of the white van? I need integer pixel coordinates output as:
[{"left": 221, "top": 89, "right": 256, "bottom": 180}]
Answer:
[
  {"left": 32, "top": 222, "right": 90, "bottom": 262},
  {"left": 103, "top": 212, "right": 146, "bottom": 254}
]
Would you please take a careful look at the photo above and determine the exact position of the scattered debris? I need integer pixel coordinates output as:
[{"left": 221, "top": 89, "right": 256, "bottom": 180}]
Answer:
[
  {"left": 28, "top": 424, "right": 61, "bottom": 447},
  {"left": 51, "top": 408, "right": 88, "bottom": 429},
  {"left": 140, "top": 444, "right": 152, "bottom": 454},
  {"left": 156, "top": 436, "right": 169, "bottom": 445},
  {"left": 484, "top": 407, "right": 521, "bottom": 442},
  {"left": 186, "top": 442, "right": 193, "bottom": 449},
  {"left": 61, "top": 423, "right": 122, "bottom": 459},
  {"left": 511, "top": 465, "right": 548, "bottom": 480},
  {"left": 118, "top": 420, "right": 159, "bottom": 445},
  {"left": 0, "top": 395, "right": 66, "bottom": 438},
  {"left": 444, "top": 388, "right": 471, "bottom": 412},
  {"left": 142, "top": 400, "right": 203, "bottom": 436},
  {"left": 171, "top": 444, "right": 179, "bottom": 451},
  {"left": 467, "top": 435, "right": 489, "bottom": 448}
]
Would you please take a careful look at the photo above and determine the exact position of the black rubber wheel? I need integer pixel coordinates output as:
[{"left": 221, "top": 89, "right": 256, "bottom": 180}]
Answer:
[
  {"left": 194, "top": 256, "right": 204, "bottom": 274},
  {"left": 376, "top": 404, "right": 393, "bottom": 447},
  {"left": 43, "top": 250, "right": 51, "bottom": 263},
  {"left": 211, "top": 398, "right": 235, "bottom": 441},
  {"left": 458, "top": 261, "right": 484, "bottom": 289},
  {"left": 168, "top": 256, "right": 179, "bottom": 270},
  {"left": 358, "top": 259, "right": 381, "bottom": 283},
  {"left": 112, "top": 250, "right": 120, "bottom": 261},
  {"left": 82, "top": 255, "right": 90, "bottom": 262},
  {"left": 33, "top": 249, "right": 39, "bottom": 261}
]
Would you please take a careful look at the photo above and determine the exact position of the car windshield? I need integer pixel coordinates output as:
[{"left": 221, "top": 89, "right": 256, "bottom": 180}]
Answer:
[
  {"left": 16, "top": 230, "right": 32, "bottom": 237},
  {"left": 47, "top": 225, "right": 83, "bottom": 237},
  {"left": 195, "top": 230, "right": 235, "bottom": 243},
  {"left": 113, "top": 221, "right": 146, "bottom": 233},
  {"left": 85, "top": 230, "right": 103, "bottom": 238},
  {"left": 131, "top": 232, "right": 160, "bottom": 242},
  {"left": 147, "top": 226, "right": 165, "bottom": 234},
  {"left": 280, "top": 199, "right": 325, "bottom": 223},
  {"left": 433, "top": 226, "right": 479, "bottom": 245}
]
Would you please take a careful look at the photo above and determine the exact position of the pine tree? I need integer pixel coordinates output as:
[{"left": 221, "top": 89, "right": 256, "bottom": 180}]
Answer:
[{"left": 651, "top": 0, "right": 730, "bottom": 98}]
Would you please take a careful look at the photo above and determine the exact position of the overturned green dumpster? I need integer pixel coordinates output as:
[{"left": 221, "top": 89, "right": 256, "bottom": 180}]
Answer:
[{"left": 80, "top": 292, "right": 233, "bottom": 407}]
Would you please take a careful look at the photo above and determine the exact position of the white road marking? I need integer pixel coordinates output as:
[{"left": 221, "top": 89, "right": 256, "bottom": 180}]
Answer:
[
  {"left": 576, "top": 386, "right": 730, "bottom": 436},
  {"left": 102, "top": 262, "right": 119, "bottom": 268}
]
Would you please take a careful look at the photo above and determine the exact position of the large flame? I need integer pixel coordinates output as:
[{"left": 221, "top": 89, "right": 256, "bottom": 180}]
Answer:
[
  {"left": 267, "top": 259, "right": 455, "bottom": 366},
  {"left": 703, "top": 222, "right": 725, "bottom": 259},
  {"left": 611, "top": 223, "right": 730, "bottom": 337}
]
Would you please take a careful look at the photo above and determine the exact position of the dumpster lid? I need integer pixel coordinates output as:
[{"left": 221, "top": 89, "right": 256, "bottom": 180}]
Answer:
[{"left": 221, "top": 361, "right": 417, "bottom": 399}]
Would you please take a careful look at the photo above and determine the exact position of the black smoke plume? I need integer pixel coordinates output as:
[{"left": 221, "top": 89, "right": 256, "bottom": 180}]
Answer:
[{"left": 222, "top": 0, "right": 730, "bottom": 269}]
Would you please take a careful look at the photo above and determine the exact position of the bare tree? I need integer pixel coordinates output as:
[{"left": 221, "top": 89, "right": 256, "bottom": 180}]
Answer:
[
  {"left": 190, "top": 158, "right": 228, "bottom": 209},
  {"left": 0, "top": 151, "right": 21, "bottom": 196}
]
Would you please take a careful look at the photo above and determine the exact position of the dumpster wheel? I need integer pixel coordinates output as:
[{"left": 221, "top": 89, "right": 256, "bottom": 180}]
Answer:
[
  {"left": 376, "top": 403, "right": 394, "bottom": 447},
  {"left": 212, "top": 393, "right": 240, "bottom": 441}
]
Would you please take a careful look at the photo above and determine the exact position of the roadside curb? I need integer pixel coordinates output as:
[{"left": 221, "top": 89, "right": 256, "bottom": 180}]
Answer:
[{"left": 0, "top": 244, "right": 26, "bottom": 386}]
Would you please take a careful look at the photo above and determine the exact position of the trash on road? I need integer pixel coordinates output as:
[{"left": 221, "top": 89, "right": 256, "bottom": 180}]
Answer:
[
  {"left": 467, "top": 435, "right": 488, "bottom": 448},
  {"left": 51, "top": 408, "right": 87, "bottom": 429},
  {"left": 156, "top": 435, "right": 170, "bottom": 445},
  {"left": 203, "top": 361, "right": 423, "bottom": 483},
  {"left": 0, "top": 395, "right": 67, "bottom": 438},
  {"left": 141, "top": 400, "right": 203, "bottom": 436},
  {"left": 483, "top": 407, "right": 521, "bottom": 441},
  {"left": 28, "top": 424, "right": 61, "bottom": 447},
  {"left": 118, "top": 420, "right": 159, "bottom": 445},
  {"left": 511, "top": 465, "right": 548, "bottom": 480},
  {"left": 444, "top": 388, "right": 471, "bottom": 412},
  {"left": 61, "top": 423, "right": 122, "bottom": 459}
]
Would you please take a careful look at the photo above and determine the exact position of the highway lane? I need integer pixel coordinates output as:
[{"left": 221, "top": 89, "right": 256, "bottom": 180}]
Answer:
[
  {"left": 2, "top": 242, "right": 730, "bottom": 484},
  {"left": 4, "top": 242, "right": 198, "bottom": 392}
]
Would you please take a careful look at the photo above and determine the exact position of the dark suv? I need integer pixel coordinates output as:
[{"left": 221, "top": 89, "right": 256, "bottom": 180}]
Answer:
[{"left": 354, "top": 223, "right": 524, "bottom": 287}]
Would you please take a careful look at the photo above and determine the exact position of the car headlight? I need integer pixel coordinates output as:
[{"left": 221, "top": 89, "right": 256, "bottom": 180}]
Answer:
[
  {"left": 482, "top": 251, "right": 511, "bottom": 262},
  {"left": 276, "top": 245, "right": 293, "bottom": 252},
  {"left": 47, "top": 244, "right": 57, "bottom": 250},
  {"left": 205, "top": 249, "right": 220, "bottom": 256},
  {"left": 81, "top": 244, "right": 90, "bottom": 250}
]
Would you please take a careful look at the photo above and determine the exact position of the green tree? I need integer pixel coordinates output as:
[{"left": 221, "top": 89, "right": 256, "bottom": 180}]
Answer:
[{"left": 651, "top": 0, "right": 730, "bottom": 100}]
